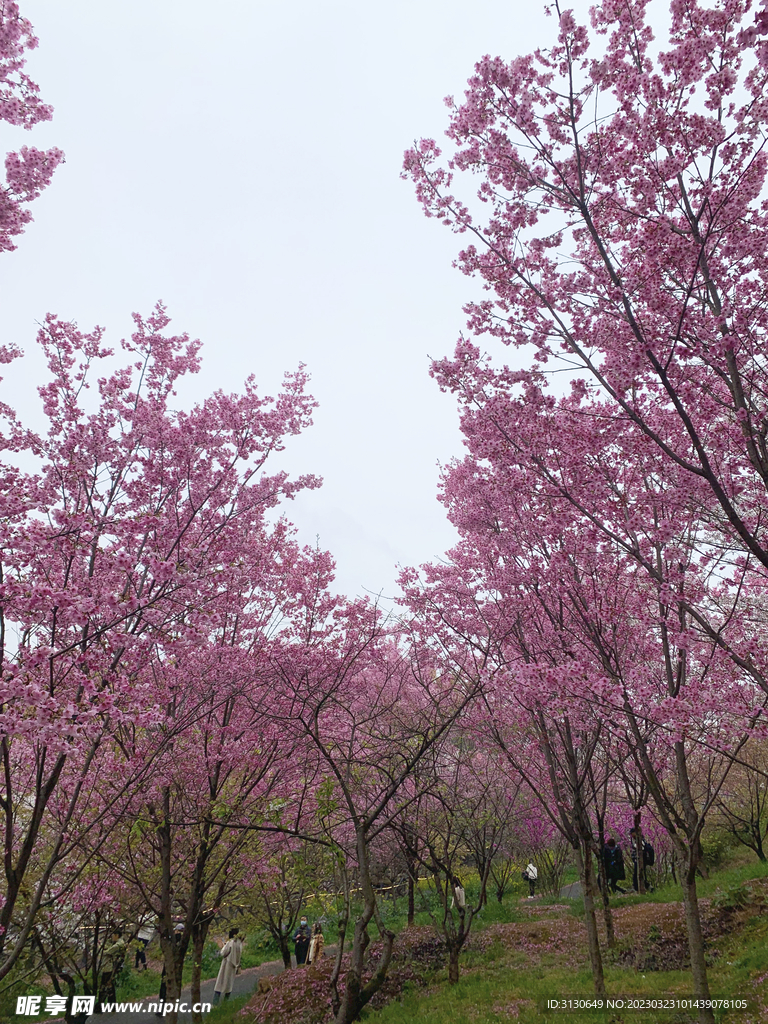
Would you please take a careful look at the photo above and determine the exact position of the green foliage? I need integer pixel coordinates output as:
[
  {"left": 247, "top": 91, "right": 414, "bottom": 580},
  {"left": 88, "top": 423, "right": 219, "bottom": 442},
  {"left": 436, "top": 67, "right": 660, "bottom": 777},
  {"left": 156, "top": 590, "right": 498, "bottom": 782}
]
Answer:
[
  {"left": 362, "top": 964, "right": 704, "bottom": 1024},
  {"left": 688, "top": 856, "right": 768, "bottom": 900},
  {"left": 113, "top": 959, "right": 143, "bottom": 997},
  {"left": 199, "top": 940, "right": 222, "bottom": 975},
  {"left": 711, "top": 881, "right": 751, "bottom": 914},
  {"left": 315, "top": 776, "right": 339, "bottom": 822},
  {"left": 240, "top": 929, "right": 281, "bottom": 969},
  {"left": 0, "top": 962, "right": 49, "bottom": 1023},
  {"left": 700, "top": 828, "right": 735, "bottom": 869}
]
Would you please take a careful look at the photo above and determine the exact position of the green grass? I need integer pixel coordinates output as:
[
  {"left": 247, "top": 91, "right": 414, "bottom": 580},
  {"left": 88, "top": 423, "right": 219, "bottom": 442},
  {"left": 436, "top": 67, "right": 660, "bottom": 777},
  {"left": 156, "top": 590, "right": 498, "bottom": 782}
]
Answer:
[
  {"left": 206, "top": 993, "right": 251, "bottom": 1023},
  {"left": 359, "top": 854, "right": 768, "bottom": 1024},
  {"left": 365, "top": 957, "right": 762, "bottom": 1024},
  {"left": 362, "top": 964, "right": 710, "bottom": 1024}
]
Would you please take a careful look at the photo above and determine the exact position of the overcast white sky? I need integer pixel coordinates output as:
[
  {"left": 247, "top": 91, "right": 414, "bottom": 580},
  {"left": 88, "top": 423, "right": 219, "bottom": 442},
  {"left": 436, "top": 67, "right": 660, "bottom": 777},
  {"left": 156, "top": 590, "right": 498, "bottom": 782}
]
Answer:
[{"left": 1, "top": 0, "right": 552, "bottom": 601}]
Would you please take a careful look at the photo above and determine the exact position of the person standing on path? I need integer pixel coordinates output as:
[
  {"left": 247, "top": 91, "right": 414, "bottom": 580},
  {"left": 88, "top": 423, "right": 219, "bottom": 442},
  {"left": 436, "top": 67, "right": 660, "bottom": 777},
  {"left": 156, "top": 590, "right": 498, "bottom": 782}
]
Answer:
[
  {"left": 524, "top": 861, "right": 538, "bottom": 898},
  {"left": 212, "top": 928, "right": 244, "bottom": 1004},
  {"left": 99, "top": 930, "right": 127, "bottom": 1009},
  {"left": 308, "top": 923, "right": 324, "bottom": 964},
  {"left": 603, "top": 838, "right": 627, "bottom": 894},
  {"left": 294, "top": 917, "right": 311, "bottom": 966},
  {"left": 134, "top": 920, "right": 154, "bottom": 971}
]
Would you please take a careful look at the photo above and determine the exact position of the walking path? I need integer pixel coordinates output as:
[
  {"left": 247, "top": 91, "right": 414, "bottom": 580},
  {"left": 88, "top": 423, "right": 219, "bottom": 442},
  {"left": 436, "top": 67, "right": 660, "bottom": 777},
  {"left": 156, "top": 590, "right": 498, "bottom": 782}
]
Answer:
[
  {"left": 560, "top": 881, "right": 582, "bottom": 898},
  {"left": 86, "top": 957, "right": 286, "bottom": 1023}
]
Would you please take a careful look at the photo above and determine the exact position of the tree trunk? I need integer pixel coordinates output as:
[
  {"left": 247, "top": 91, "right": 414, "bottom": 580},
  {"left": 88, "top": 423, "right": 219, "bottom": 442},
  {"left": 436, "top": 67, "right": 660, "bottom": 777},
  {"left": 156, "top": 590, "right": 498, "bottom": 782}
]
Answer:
[
  {"left": 599, "top": 878, "right": 615, "bottom": 949},
  {"left": 594, "top": 842, "right": 615, "bottom": 948},
  {"left": 157, "top": 790, "right": 187, "bottom": 1024},
  {"left": 576, "top": 842, "right": 606, "bottom": 997},
  {"left": 329, "top": 882, "right": 349, "bottom": 1018},
  {"left": 32, "top": 930, "right": 81, "bottom": 1024},
  {"left": 334, "top": 827, "right": 396, "bottom": 1024},
  {"left": 158, "top": 945, "right": 186, "bottom": 1023},
  {"left": 635, "top": 820, "right": 647, "bottom": 895},
  {"left": 190, "top": 920, "right": 211, "bottom": 1024},
  {"left": 278, "top": 934, "right": 292, "bottom": 969},
  {"left": 448, "top": 943, "right": 460, "bottom": 984},
  {"left": 680, "top": 862, "right": 715, "bottom": 1024}
]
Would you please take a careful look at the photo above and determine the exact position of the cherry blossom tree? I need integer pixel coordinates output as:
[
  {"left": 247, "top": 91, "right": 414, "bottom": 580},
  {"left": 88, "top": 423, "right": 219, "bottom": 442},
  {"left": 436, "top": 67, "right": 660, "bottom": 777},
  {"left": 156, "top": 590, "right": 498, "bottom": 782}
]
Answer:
[
  {"left": 404, "top": 0, "right": 768, "bottom": 599},
  {"left": 264, "top": 599, "right": 480, "bottom": 1024},
  {"left": 401, "top": 537, "right": 616, "bottom": 993},
  {"left": 29, "top": 864, "right": 144, "bottom": 1024},
  {"left": 91, "top": 649, "right": 288, "bottom": 1022},
  {"left": 0, "top": 305, "right": 319, "bottom": 982},
  {"left": 404, "top": 4, "right": 768, "bottom": 1019},
  {"left": 400, "top": 380, "right": 768, "bottom": 1010},
  {"left": 249, "top": 837, "right": 327, "bottom": 970},
  {"left": 389, "top": 738, "right": 516, "bottom": 983}
]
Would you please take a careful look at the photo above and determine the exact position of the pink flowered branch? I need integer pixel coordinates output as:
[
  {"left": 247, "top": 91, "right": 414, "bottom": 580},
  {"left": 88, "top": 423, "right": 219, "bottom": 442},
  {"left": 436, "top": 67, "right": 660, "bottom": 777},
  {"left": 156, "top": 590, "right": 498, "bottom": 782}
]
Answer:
[{"left": 0, "top": 2, "right": 63, "bottom": 252}]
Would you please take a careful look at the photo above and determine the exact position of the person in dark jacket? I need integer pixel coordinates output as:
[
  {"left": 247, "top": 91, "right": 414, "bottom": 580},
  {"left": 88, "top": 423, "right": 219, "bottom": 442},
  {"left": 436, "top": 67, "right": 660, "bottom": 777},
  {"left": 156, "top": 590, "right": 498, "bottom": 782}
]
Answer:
[
  {"left": 629, "top": 828, "right": 655, "bottom": 891},
  {"left": 294, "top": 917, "right": 311, "bottom": 966},
  {"left": 602, "top": 838, "right": 627, "bottom": 894}
]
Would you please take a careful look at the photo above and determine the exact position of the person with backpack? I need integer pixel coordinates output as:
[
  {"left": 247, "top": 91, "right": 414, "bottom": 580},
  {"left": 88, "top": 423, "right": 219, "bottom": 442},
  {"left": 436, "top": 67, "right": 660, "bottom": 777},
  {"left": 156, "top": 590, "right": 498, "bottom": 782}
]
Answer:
[
  {"left": 522, "top": 861, "right": 538, "bottom": 898},
  {"left": 602, "top": 838, "right": 627, "bottom": 894}
]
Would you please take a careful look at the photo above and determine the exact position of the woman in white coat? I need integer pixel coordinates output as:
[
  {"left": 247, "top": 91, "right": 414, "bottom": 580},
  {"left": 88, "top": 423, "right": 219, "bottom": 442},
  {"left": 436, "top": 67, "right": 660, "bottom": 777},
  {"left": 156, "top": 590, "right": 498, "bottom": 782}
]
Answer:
[{"left": 213, "top": 928, "right": 244, "bottom": 1003}]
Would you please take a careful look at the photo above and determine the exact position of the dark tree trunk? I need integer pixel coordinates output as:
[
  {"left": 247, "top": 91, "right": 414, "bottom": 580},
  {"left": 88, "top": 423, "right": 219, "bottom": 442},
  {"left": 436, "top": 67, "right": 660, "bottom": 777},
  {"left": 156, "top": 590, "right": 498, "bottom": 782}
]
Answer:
[
  {"left": 594, "top": 825, "right": 615, "bottom": 949},
  {"left": 157, "top": 790, "right": 189, "bottom": 1024},
  {"left": 576, "top": 841, "right": 606, "bottom": 997},
  {"left": 635, "top": 816, "right": 647, "bottom": 895},
  {"left": 190, "top": 919, "right": 213, "bottom": 1024},
  {"left": 680, "top": 855, "right": 715, "bottom": 1024},
  {"left": 597, "top": 861, "right": 615, "bottom": 949},
  {"left": 278, "top": 934, "right": 292, "bottom": 969},
  {"left": 334, "top": 828, "right": 395, "bottom": 1024},
  {"left": 448, "top": 943, "right": 460, "bottom": 985}
]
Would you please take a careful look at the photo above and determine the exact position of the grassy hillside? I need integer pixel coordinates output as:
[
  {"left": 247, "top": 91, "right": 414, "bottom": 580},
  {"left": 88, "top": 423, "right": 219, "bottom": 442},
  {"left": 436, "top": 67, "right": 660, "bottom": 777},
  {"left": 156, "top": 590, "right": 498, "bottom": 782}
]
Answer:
[{"left": 243, "top": 854, "right": 768, "bottom": 1024}]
